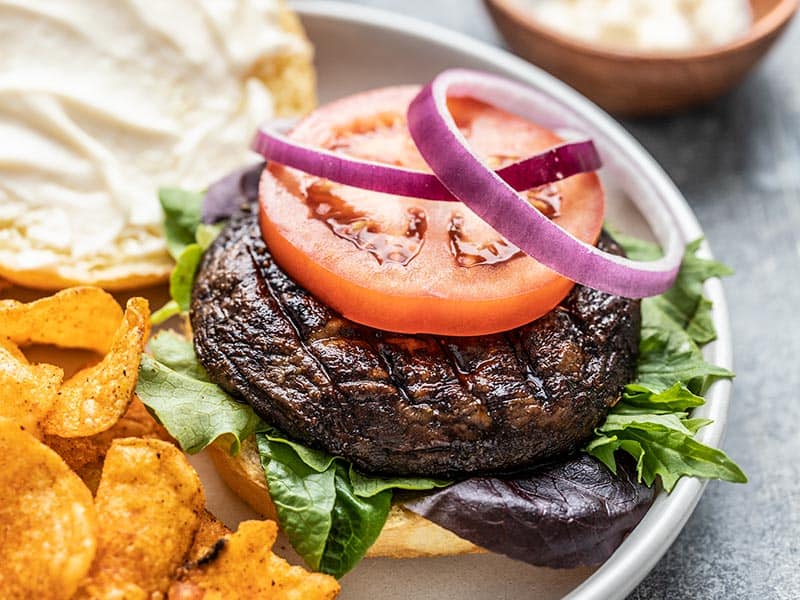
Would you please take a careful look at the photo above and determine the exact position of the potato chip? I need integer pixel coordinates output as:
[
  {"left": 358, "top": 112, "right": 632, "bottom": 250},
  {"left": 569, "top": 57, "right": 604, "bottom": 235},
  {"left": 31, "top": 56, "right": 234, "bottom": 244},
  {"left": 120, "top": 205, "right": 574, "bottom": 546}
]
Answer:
[
  {"left": 76, "top": 438, "right": 205, "bottom": 598},
  {"left": 43, "top": 297, "right": 150, "bottom": 437},
  {"left": 187, "top": 510, "right": 232, "bottom": 563},
  {"left": 0, "top": 286, "right": 123, "bottom": 354},
  {"left": 45, "top": 395, "right": 174, "bottom": 492},
  {"left": 116, "top": 393, "right": 173, "bottom": 441},
  {"left": 0, "top": 335, "right": 27, "bottom": 363},
  {"left": 0, "top": 417, "right": 97, "bottom": 599},
  {"left": 43, "top": 433, "right": 107, "bottom": 494},
  {"left": 168, "top": 520, "right": 340, "bottom": 600},
  {"left": 0, "top": 338, "right": 62, "bottom": 435}
]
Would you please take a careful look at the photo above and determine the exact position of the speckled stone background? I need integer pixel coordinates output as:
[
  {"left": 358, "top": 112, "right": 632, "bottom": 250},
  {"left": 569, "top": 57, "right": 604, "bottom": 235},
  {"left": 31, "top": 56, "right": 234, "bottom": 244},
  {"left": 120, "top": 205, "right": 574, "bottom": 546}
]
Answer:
[{"left": 299, "top": 1, "right": 800, "bottom": 597}]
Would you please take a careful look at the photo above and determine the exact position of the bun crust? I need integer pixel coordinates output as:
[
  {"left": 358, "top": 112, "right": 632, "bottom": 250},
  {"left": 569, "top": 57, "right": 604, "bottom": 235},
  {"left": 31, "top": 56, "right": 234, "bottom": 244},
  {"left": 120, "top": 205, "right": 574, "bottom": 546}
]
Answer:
[{"left": 207, "top": 437, "right": 482, "bottom": 560}]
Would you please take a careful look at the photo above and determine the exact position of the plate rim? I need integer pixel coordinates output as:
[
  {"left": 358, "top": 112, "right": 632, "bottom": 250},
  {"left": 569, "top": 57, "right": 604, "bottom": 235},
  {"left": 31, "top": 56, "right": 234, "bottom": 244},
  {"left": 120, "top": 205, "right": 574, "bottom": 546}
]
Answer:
[{"left": 293, "top": 3, "right": 734, "bottom": 598}]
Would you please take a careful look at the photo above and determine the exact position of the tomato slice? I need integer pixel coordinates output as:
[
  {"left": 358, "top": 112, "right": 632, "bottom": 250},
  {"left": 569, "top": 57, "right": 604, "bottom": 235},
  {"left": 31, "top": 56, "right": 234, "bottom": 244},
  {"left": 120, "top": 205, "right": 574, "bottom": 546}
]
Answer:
[{"left": 258, "top": 86, "right": 604, "bottom": 336}]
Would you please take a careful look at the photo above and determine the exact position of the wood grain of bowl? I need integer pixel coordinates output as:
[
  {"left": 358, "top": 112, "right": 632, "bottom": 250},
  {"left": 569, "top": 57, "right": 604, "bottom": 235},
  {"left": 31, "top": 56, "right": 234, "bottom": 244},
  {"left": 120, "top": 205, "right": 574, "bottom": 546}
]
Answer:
[{"left": 484, "top": 0, "right": 799, "bottom": 116}]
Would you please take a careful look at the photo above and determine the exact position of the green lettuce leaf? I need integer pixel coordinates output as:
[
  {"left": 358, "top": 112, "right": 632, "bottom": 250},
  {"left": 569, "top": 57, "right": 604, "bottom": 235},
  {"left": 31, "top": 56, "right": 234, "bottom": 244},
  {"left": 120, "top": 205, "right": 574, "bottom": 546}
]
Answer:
[
  {"left": 606, "top": 234, "right": 731, "bottom": 346},
  {"left": 685, "top": 296, "right": 717, "bottom": 345},
  {"left": 586, "top": 237, "right": 744, "bottom": 492},
  {"left": 600, "top": 412, "right": 695, "bottom": 436},
  {"left": 257, "top": 424, "right": 338, "bottom": 473},
  {"left": 256, "top": 433, "right": 392, "bottom": 578},
  {"left": 623, "top": 382, "right": 705, "bottom": 411},
  {"left": 135, "top": 354, "right": 260, "bottom": 454},
  {"left": 584, "top": 435, "right": 626, "bottom": 474},
  {"left": 150, "top": 300, "right": 181, "bottom": 324},
  {"left": 347, "top": 466, "right": 451, "bottom": 498},
  {"left": 148, "top": 330, "right": 210, "bottom": 381},
  {"left": 159, "top": 187, "right": 204, "bottom": 260},
  {"left": 196, "top": 223, "right": 224, "bottom": 250},
  {"left": 169, "top": 244, "right": 204, "bottom": 312},
  {"left": 256, "top": 425, "right": 450, "bottom": 497},
  {"left": 588, "top": 426, "right": 746, "bottom": 492},
  {"left": 152, "top": 188, "right": 223, "bottom": 325},
  {"left": 682, "top": 418, "right": 714, "bottom": 434},
  {"left": 321, "top": 465, "right": 392, "bottom": 577},
  {"left": 256, "top": 433, "right": 339, "bottom": 571},
  {"left": 640, "top": 239, "right": 732, "bottom": 343},
  {"left": 604, "top": 230, "right": 663, "bottom": 261},
  {"left": 635, "top": 328, "right": 733, "bottom": 395},
  {"left": 252, "top": 424, "right": 448, "bottom": 576}
]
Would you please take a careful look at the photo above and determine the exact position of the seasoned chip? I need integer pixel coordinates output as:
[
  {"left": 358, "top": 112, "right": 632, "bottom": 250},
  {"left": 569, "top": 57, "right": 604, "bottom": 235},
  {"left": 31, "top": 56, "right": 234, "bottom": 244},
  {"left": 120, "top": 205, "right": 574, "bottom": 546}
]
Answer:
[
  {"left": 43, "top": 297, "right": 150, "bottom": 437},
  {"left": 43, "top": 432, "right": 107, "bottom": 495},
  {"left": 0, "top": 286, "right": 123, "bottom": 354},
  {"left": 168, "top": 520, "right": 340, "bottom": 600},
  {"left": 45, "top": 395, "right": 174, "bottom": 493},
  {"left": 115, "top": 393, "right": 173, "bottom": 442},
  {"left": 76, "top": 438, "right": 204, "bottom": 598},
  {"left": 0, "top": 338, "right": 62, "bottom": 435},
  {"left": 187, "top": 510, "right": 232, "bottom": 563},
  {"left": 0, "top": 418, "right": 97, "bottom": 599},
  {"left": 0, "top": 335, "right": 27, "bottom": 363}
]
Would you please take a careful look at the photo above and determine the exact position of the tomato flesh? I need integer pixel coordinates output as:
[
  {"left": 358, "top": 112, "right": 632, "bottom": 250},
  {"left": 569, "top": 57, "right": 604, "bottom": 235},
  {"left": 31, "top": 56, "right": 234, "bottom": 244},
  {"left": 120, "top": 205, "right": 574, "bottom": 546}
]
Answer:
[{"left": 258, "top": 86, "right": 604, "bottom": 336}]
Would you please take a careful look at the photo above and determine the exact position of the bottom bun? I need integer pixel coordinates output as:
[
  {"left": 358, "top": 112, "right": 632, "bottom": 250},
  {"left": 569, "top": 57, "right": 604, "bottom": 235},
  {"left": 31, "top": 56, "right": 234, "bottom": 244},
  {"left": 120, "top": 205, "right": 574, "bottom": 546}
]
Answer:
[{"left": 207, "top": 437, "right": 482, "bottom": 559}]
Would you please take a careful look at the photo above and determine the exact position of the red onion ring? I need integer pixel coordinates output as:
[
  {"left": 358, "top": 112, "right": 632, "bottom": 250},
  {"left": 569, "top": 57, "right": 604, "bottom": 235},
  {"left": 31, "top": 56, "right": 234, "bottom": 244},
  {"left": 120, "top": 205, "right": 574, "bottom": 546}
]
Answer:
[
  {"left": 407, "top": 69, "right": 681, "bottom": 298},
  {"left": 252, "top": 126, "right": 601, "bottom": 202}
]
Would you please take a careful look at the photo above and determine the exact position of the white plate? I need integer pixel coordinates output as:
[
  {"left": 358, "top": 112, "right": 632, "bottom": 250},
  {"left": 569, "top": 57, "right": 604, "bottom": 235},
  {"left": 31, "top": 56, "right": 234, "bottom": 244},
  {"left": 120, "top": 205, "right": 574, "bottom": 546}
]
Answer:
[{"left": 194, "top": 2, "right": 734, "bottom": 599}]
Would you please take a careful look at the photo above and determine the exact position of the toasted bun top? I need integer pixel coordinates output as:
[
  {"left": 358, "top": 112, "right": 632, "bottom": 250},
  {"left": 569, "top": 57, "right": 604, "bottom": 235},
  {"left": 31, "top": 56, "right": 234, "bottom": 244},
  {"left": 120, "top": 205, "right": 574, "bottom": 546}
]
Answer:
[{"left": 0, "top": 0, "right": 315, "bottom": 291}]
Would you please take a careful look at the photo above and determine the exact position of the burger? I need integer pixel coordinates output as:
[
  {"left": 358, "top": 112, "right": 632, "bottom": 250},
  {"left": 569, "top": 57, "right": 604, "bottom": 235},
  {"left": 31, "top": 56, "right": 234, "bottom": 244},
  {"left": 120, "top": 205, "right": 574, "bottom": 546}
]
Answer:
[{"left": 136, "top": 70, "right": 745, "bottom": 579}]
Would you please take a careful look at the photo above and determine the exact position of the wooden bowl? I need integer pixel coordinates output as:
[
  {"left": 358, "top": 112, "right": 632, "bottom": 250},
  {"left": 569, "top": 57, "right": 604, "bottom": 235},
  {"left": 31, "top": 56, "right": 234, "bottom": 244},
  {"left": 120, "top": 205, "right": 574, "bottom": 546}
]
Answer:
[{"left": 484, "top": 0, "right": 799, "bottom": 116}]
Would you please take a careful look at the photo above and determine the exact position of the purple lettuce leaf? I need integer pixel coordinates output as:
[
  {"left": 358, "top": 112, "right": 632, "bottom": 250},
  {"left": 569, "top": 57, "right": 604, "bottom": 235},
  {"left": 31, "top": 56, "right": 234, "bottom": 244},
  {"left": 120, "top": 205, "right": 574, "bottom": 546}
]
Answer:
[
  {"left": 202, "top": 162, "right": 264, "bottom": 224},
  {"left": 404, "top": 454, "right": 655, "bottom": 569}
]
